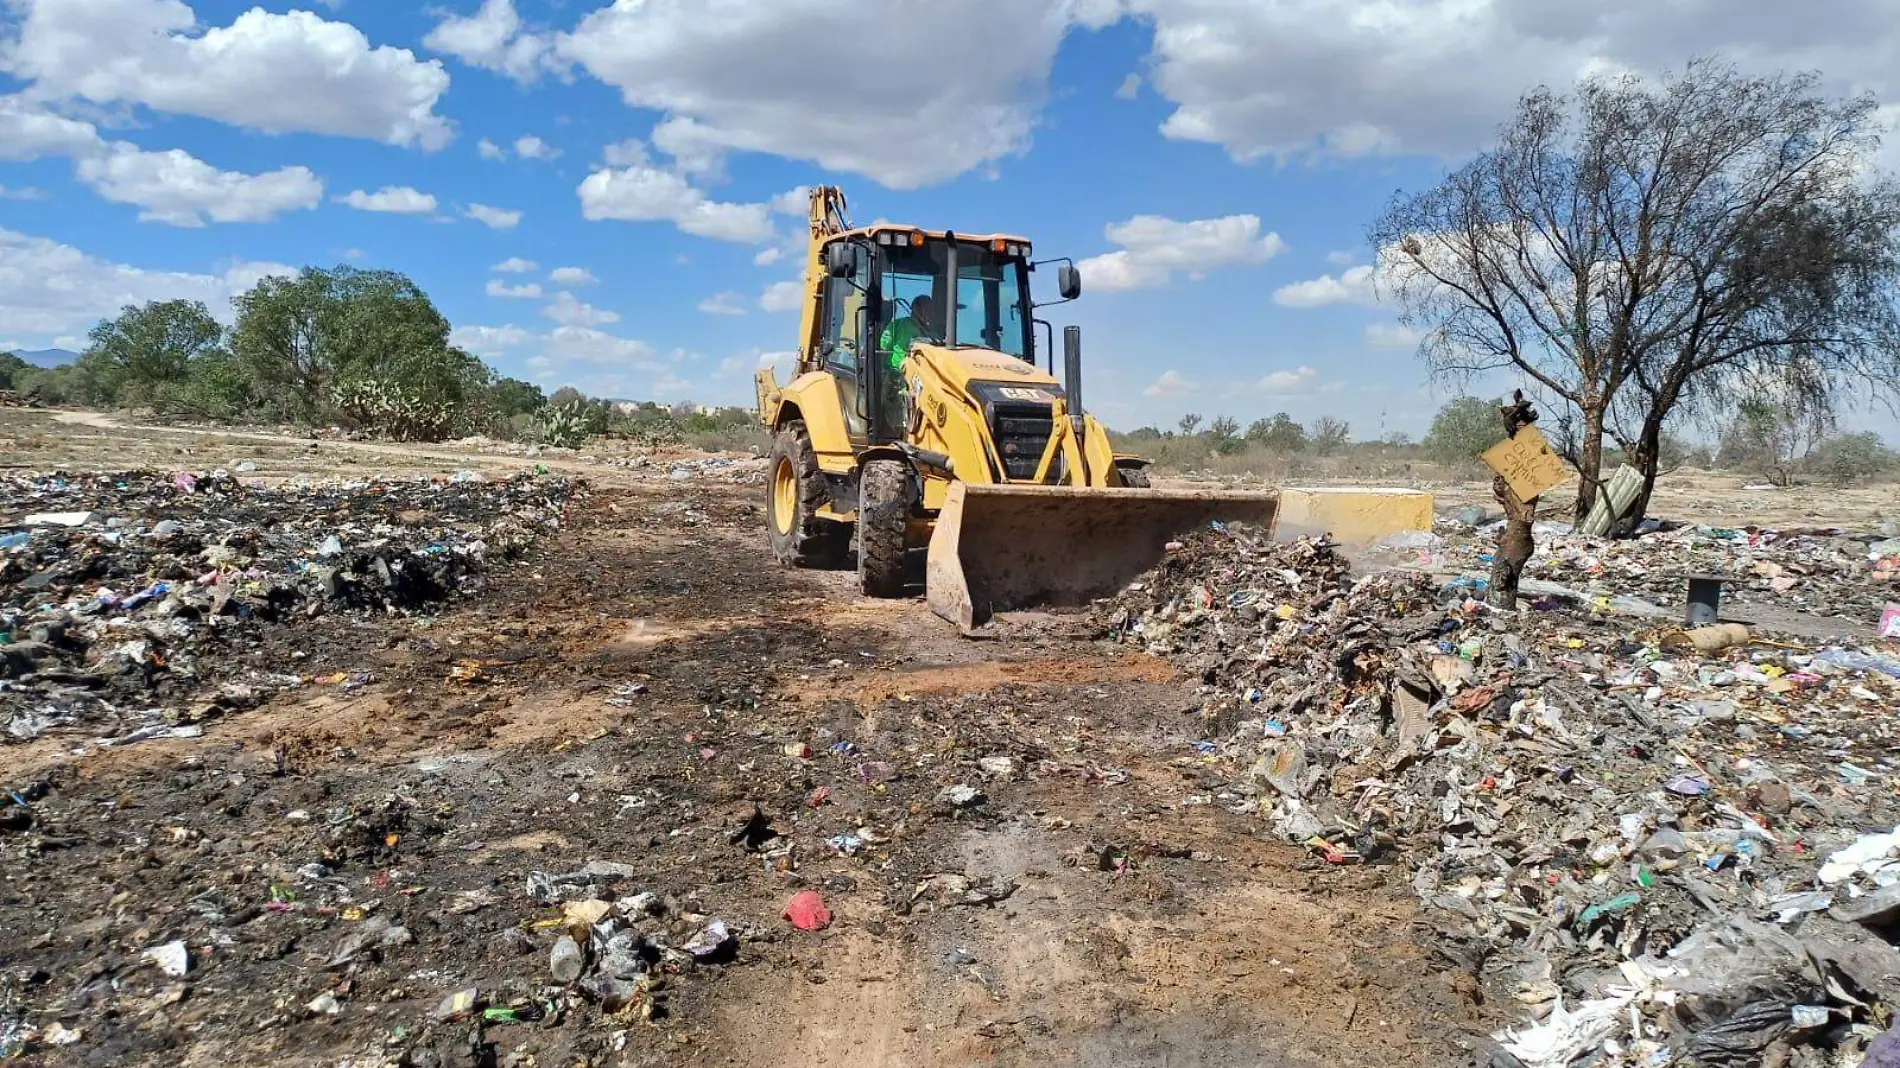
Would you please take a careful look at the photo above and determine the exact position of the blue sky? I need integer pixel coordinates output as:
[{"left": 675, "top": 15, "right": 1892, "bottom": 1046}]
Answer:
[{"left": 1, "top": 0, "right": 1896, "bottom": 441}]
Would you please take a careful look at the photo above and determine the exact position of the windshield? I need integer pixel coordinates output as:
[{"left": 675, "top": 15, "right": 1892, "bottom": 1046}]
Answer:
[{"left": 877, "top": 240, "right": 1029, "bottom": 359}]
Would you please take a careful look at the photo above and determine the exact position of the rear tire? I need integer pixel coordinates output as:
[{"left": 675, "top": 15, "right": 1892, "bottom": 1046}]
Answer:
[
  {"left": 1117, "top": 464, "right": 1152, "bottom": 488},
  {"left": 857, "top": 459, "right": 910, "bottom": 597},
  {"left": 767, "top": 421, "right": 848, "bottom": 568}
]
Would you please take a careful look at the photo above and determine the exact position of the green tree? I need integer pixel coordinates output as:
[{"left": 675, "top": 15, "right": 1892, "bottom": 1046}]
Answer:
[
  {"left": 1176, "top": 413, "right": 1203, "bottom": 436},
  {"left": 330, "top": 344, "right": 496, "bottom": 442},
  {"left": 230, "top": 266, "right": 453, "bottom": 423},
  {"left": 0, "top": 352, "right": 27, "bottom": 391},
  {"left": 1805, "top": 431, "right": 1896, "bottom": 485},
  {"left": 1423, "top": 397, "right": 1503, "bottom": 462},
  {"left": 1309, "top": 416, "right": 1351, "bottom": 456},
  {"left": 1206, "top": 414, "right": 1244, "bottom": 455},
  {"left": 156, "top": 348, "right": 255, "bottom": 421},
  {"left": 11, "top": 364, "right": 84, "bottom": 405},
  {"left": 488, "top": 377, "right": 546, "bottom": 417},
  {"left": 1245, "top": 412, "right": 1307, "bottom": 452},
  {"left": 79, "top": 299, "right": 222, "bottom": 407},
  {"left": 1718, "top": 397, "right": 1827, "bottom": 484}
]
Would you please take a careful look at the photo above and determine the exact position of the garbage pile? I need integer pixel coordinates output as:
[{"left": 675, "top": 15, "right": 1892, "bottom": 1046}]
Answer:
[
  {"left": 596, "top": 454, "right": 766, "bottom": 485},
  {"left": 521, "top": 864, "right": 740, "bottom": 1019},
  {"left": 1, "top": 469, "right": 576, "bottom": 744},
  {"left": 1099, "top": 523, "right": 1900, "bottom": 1067},
  {"left": 1436, "top": 517, "right": 1900, "bottom": 627}
]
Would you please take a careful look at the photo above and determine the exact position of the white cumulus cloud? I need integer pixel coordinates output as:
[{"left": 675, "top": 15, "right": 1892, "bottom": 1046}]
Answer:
[
  {"left": 650, "top": 116, "right": 732, "bottom": 178},
  {"left": 540, "top": 324, "right": 651, "bottom": 365},
  {"left": 465, "top": 203, "right": 522, "bottom": 229},
  {"left": 758, "top": 280, "right": 802, "bottom": 313},
  {"left": 0, "top": 95, "right": 322, "bottom": 226},
  {"left": 338, "top": 185, "right": 436, "bottom": 214},
  {"left": 74, "top": 142, "right": 321, "bottom": 226},
  {"left": 486, "top": 279, "right": 542, "bottom": 299},
  {"left": 492, "top": 257, "right": 537, "bottom": 273},
  {"left": 1115, "top": 0, "right": 1900, "bottom": 163},
  {"left": 548, "top": 266, "right": 596, "bottom": 286},
  {"left": 1077, "top": 214, "right": 1286, "bottom": 291},
  {"left": 0, "top": 95, "right": 102, "bottom": 160},
  {"left": 542, "top": 291, "right": 620, "bottom": 327},
  {"left": 0, "top": 227, "right": 291, "bottom": 339},
  {"left": 698, "top": 291, "right": 747, "bottom": 316},
  {"left": 449, "top": 320, "right": 670, "bottom": 399},
  {"left": 577, "top": 163, "right": 774, "bottom": 243},
  {"left": 514, "top": 134, "right": 559, "bottom": 160},
  {"left": 554, "top": 0, "right": 1077, "bottom": 188},
  {"left": 1273, "top": 264, "right": 1380, "bottom": 308},
  {"left": 1364, "top": 322, "right": 1424, "bottom": 349},
  {"left": 451, "top": 323, "right": 532, "bottom": 356},
  {"left": 600, "top": 139, "right": 648, "bottom": 167},
  {"left": 1257, "top": 365, "right": 1318, "bottom": 394},
  {"left": 4, "top": 0, "right": 452, "bottom": 149},
  {"left": 1144, "top": 369, "right": 1197, "bottom": 399},
  {"left": 424, "top": 0, "right": 561, "bottom": 84}
]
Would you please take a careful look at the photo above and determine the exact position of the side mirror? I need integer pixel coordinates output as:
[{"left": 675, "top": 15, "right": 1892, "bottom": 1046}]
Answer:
[
  {"left": 825, "top": 243, "right": 855, "bottom": 279},
  {"left": 1056, "top": 262, "right": 1081, "bottom": 301}
]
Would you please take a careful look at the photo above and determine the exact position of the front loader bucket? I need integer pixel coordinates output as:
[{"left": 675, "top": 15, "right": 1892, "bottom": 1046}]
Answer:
[{"left": 926, "top": 483, "right": 1279, "bottom": 631}]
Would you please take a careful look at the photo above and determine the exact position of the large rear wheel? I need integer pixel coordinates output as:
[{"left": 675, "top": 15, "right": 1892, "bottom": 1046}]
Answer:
[
  {"left": 766, "top": 421, "right": 848, "bottom": 568},
  {"left": 857, "top": 458, "right": 910, "bottom": 597}
]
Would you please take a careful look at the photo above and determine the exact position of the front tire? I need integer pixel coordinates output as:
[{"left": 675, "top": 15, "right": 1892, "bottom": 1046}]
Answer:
[
  {"left": 1116, "top": 464, "right": 1152, "bottom": 488},
  {"left": 857, "top": 459, "right": 910, "bottom": 597},
  {"left": 767, "top": 421, "right": 848, "bottom": 568}
]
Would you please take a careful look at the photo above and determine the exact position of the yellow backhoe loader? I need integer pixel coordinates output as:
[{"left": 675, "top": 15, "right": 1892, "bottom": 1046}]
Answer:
[{"left": 756, "top": 187, "right": 1278, "bottom": 629}]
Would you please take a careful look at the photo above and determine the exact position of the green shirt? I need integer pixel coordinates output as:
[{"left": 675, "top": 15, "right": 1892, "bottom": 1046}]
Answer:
[{"left": 878, "top": 316, "right": 929, "bottom": 374}]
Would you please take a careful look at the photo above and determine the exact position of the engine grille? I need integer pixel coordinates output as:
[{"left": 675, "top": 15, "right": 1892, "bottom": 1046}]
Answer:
[{"left": 990, "top": 403, "right": 1054, "bottom": 481}]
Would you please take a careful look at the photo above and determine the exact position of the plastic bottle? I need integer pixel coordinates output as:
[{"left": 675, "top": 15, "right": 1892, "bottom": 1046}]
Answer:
[{"left": 550, "top": 934, "right": 583, "bottom": 983}]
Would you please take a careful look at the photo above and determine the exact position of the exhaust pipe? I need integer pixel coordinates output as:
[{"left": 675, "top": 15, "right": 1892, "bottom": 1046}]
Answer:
[
  {"left": 1062, "top": 325, "right": 1084, "bottom": 437},
  {"left": 942, "top": 233, "right": 959, "bottom": 348}
]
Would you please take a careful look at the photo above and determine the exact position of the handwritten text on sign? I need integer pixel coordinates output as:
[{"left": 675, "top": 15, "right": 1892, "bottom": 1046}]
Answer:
[{"left": 1480, "top": 425, "right": 1572, "bottom": 500}]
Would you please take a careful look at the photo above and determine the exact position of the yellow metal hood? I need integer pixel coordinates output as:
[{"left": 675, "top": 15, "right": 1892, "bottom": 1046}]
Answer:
[{"left": 912, "top": 343, "right": 1060, "bottom": 394}]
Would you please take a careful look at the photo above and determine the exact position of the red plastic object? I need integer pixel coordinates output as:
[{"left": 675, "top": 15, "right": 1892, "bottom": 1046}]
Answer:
[{"left": 783, "top": 890, "right": 831, "bottom": 931}]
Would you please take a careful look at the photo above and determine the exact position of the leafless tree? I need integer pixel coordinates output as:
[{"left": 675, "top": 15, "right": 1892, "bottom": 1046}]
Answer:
[{"left": 1371, "top": 58, "right": 1900, "bottom": 525}]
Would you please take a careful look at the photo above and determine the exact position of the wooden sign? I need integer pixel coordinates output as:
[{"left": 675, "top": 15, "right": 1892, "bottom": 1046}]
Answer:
[{"left": 1480, "top": 425, "right": 1571, "bottom": 500}]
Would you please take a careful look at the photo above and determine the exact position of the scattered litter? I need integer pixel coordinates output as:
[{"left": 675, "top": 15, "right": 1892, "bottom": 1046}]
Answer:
[
  {"left": 433, "top": 987, "right": 479, "bottom": 1023},
  {"left": 550, "top": 934, "right": 584, "bottom": 983},
  {"left": 2, "top": 470, "right": 575, "bottom": 742},
  {"left": 143, "top": 940, "right": 189, "bottom": 977},
  {"left": 936, "top": 784, "right": 985, "bottom": 808},
  {"left": 783, "top": 890, "right": 831, "bottom": 931},
  {"left": 682, "top": 920, "right": 733, "bottom": 959},
  {"left": 1100, "top": 520, "right": 1900, "bottom": 1065}
]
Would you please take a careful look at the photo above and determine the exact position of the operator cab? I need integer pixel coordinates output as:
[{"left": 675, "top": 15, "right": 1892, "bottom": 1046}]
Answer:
[{"left": 816, "top": 229, "right": 1042, "bottom": 443}]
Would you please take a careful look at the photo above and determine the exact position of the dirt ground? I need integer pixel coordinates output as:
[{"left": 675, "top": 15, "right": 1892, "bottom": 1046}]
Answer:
[{"left": 3, "top": 408, "right": 1882, "bottom": 1068}]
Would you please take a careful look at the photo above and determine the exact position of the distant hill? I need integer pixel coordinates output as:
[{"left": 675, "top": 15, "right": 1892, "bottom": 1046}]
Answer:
[{"left": 10, "top": 348, "right": 79, "bottom": 368}]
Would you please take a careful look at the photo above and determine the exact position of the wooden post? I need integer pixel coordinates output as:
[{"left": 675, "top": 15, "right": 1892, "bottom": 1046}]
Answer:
[{"left": 1486, "top": 391, "right": 1539, "bottom": 610}]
